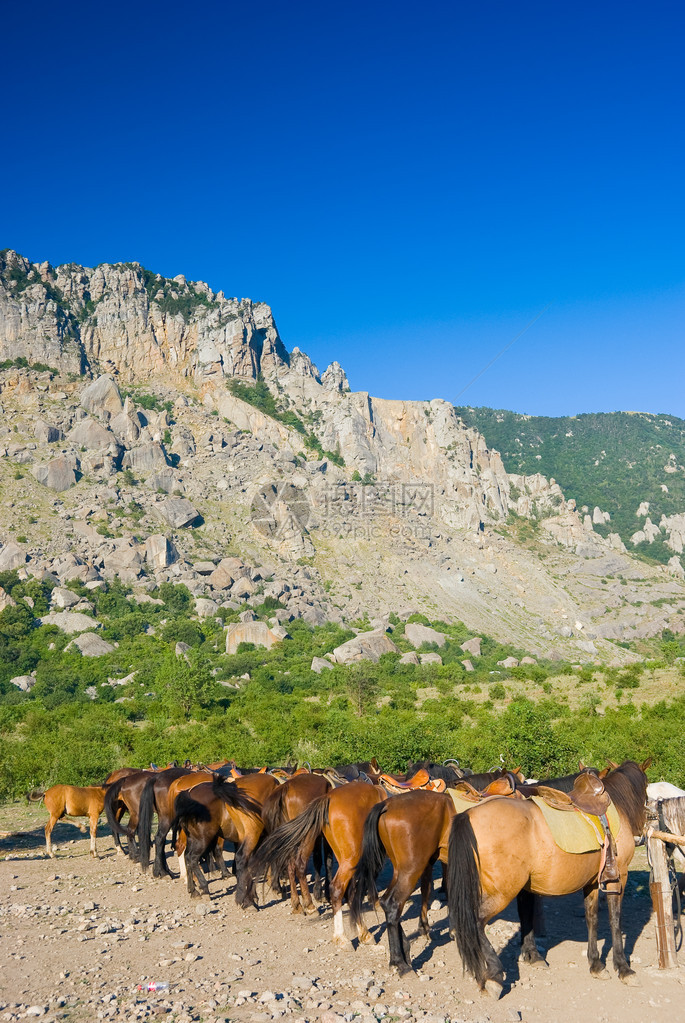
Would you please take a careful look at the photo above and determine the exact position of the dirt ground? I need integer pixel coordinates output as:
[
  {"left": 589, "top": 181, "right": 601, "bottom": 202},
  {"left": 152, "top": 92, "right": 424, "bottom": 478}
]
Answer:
[{"left": 1, "top": 803, "right": 684, "bottom": 1023}]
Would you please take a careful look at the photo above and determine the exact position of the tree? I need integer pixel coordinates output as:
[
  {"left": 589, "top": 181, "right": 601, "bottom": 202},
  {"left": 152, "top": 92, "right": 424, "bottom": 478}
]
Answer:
[{"left": 155, "top": 649, "right": 215, "bottom": 718}]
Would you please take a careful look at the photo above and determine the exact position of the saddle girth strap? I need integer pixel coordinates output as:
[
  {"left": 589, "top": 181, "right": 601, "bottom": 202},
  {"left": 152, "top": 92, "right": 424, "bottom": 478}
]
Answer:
[{"left": 598, "top": 812, "right": 621, "bottom": 893}]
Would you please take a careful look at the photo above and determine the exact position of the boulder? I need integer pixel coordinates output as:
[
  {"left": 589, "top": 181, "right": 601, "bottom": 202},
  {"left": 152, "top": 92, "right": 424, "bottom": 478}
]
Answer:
[
  {"left": 50, "top": 553, "right": 88, "bottom": 582},
  {"left": 110, "top": 410, "right": 141, "bottom": 446},
  {"left": 147, "top": 468, "right": 183, "bottom": 493},
  {"left": 175, "top": 641, "right": 191, "bottom": 660},
  {"left": 0, "top": 586, "right": 16, "bottom": 612},
  {"left": 103, "top": 543, "right": 143, "bottom": 582},
  {"left": 33, "top": 454, "right": 79, "bottom": 491},
  {"left": 269, "top": 624, "right": 290, "bottom": 641},
  {"left": 152, "top": 498, "right": 201, "bottom": 529},
  {"left": 194, "top": 561, "right": 217, "bottom": 576},
  {"left": 404, "top": 623, "right": 447, "bottom": 649},
  {"left": 399, "top": 651, "right": 420, "bottom": 665},
  {"left": 80, "top": 374, "right": 123, "bottom": 417},
  {"left": 497, "top": 656, "right": 519, "bottom": 669},
  {"left": 231, "top": 577, "right": 256, "bottom": 599},
  {"left": 69, "top": 418, "right": 116, "bottom": 450},
  {"left": 122, "top": 442, "right": 169, "bottom": 472},
  {"left": 225, "top": 621, "right": 285, "bottom": 655},
  {"left": 10, "top": 674, "right": 36, "bottom": 691},
  {"left": 68, "top": 633, "right": 115, "bottom": 657},
  {"left": 332, "top": 629, "right": 399, "bottom": 664},
  {"left": 420, "top": 652, "right": 443, "bottom": 665},
  {"left": 311, "top": 656, "right": 334, "bottom": 673},
  {"left": 144, "top": 535, "right": 177, "bottom": 570},
  {"left": 0, "top": 542, "right": 27, "bottom": 571},
  {"left": 460, "top": 636, "right": 482, "bottom": 657},
  {"left": 520, "top": 656, "right": 537, "bottom": 665},
  {"left": 461, "top": 659, "right": 475, "bottom": 672},
  {"left": 34, "top": 420, "right": 63, "bottom": 444},
  {"left": 50, "top": 587, "right": 80, "bottom": 609},
  {"left": 195, "top": 597, "right": 219, "bottom": 618},
  {"left": 39, "top": 611, "right": 101, "bottom": 634}
]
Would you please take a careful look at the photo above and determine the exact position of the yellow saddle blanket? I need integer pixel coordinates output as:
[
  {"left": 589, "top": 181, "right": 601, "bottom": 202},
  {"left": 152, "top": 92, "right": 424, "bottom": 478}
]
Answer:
[
  {"left": 531, "top": 796, "right": 621, "bottom": 854},
  {"left": 448, "top": 789, "right": 497, "bottom": 814}
]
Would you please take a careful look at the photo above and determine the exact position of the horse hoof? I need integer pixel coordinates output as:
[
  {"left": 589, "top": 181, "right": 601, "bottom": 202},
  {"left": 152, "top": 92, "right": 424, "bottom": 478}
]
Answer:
[
  {"left": 391, "top": 963, "right": 414, "bottom": 977},
  {"left": 358, "top": 932, "right": 376, "bottom": 945},
  {"left": 591, "top": 968, "right": 609, "bottom": 980},
  {"left": 302, "top": 905, "right": 318, "bottom": 917},
  {"left": 484, "top": 980, "right": 503, "bottom": 1000},
  {"left": 620, "top": 971, "right": 638, "bottom": 986},
  {"left": 333, "top": 936, "right": 351, "bottom": 949}
]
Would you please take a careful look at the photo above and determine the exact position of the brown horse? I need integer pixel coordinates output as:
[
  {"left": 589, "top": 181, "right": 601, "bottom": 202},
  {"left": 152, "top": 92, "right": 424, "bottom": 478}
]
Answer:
[
  {"left": 27, "top": 785, "right": 108, "bottom": 858},
  {"left": 447, "top": 759, "right": 650, "bottom": 998},
  {"left": 171, "top": 773, "right": 279, "bottom": 906},
  {"left": 261, "top": 772, "right": 332, "bottom": 913},
  {"left": 250, "top": 780, "right": 386, "bottom": 945}
]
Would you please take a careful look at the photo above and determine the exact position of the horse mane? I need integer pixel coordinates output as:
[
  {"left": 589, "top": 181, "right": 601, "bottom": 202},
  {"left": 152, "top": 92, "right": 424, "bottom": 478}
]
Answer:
[{"left": 603, "top": 760, "right": 647, "bottom": 834}]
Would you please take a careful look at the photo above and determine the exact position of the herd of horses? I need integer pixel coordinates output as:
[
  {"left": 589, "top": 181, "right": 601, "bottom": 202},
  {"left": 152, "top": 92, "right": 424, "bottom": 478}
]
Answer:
[{"left": 26, "top": 754, "right": 661, "bottom": 999}]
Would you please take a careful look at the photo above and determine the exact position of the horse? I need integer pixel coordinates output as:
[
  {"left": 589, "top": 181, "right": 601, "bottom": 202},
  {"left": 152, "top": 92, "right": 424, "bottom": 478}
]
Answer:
[
  {"left": 260, "top": 772, "right": 332, "bottom": 913},
  {"left": 447, "top": 759, "right": 650, "bottom": 998},
  {"left": 104, "top": 769, "right": 160, "bottom": 861},
  {"left": 347, "top": 769, "right": 537, "bottom": 973},
  {"left": 249, "top": 779, "right": 387, "bottom": 946},
  {"left": 171, "top": 773, "right": 279, "bottom": 906},
  {"left": 27, "top": 784, "right": 108, "bottom": 858},
  {"left": 137, "top": 766, "right": 208, "bottom": 877}
]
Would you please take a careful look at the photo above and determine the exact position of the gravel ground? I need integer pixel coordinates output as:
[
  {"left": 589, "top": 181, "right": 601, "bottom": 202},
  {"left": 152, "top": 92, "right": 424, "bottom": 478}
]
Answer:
[{"left": 1, "top": 803, "right": 684, "bottom": 1023}]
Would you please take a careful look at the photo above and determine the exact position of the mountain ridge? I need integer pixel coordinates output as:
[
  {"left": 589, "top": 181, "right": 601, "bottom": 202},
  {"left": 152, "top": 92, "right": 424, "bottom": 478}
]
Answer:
[{"left": 2, "top": 249, "right": 685, "bottom": 662}]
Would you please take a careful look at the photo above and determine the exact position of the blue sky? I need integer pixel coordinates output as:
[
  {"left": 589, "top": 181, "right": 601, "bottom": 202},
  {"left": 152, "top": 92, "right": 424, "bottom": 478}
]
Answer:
[{"left": 3, "top": 1, "right": 684, "bottom": 417}]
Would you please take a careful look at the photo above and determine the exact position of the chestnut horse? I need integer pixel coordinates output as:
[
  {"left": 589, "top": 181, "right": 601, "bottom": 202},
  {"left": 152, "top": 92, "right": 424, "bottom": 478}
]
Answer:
[
  {"left": 261, "top": 772, "right": 332, "bottom": 913},
  {"left": 447, "top": 759, "right": 650, "bottom": 998},
  {"left": 171, "top": 773, "right": 279, "bottom": 906},
  {"left": 249, "top": 780, "right": 387, "bottom": 945},
  {"left": 27, "top": 784, "right": 108, "bottom": 858}
]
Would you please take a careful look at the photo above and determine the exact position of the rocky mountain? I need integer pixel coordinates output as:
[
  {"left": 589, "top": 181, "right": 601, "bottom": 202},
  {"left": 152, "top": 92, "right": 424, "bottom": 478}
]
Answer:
[{"left": 2, "top": 248, "right": 685, "bottom": 662}]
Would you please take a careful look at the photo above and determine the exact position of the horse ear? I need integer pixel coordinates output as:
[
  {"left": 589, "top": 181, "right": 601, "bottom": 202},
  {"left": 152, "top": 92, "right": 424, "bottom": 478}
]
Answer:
[
  {"left": 371, "top": 758, "right": 379, "bottom": 770},
  {"left": 606, "top": 759, "right": 619, "bottom": 770},
  {"left": 598, "top": 767, "right": 610, "bottom": 779},
  {"left": 578, "top": 759, "right": 586, "bottom": 770},
  {"left": 512, "top": 765, "right": 522, "bottom": 775},
  {"left": 640, "top": 756, "right": 653, "bottom": 772}
]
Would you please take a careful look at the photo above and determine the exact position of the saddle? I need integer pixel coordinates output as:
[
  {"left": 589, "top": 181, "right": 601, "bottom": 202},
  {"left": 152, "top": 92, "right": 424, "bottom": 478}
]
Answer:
[
  {"left": 532, "top": 775, "right": 619, "bottom": 890},
  {"left": 450, "top": 773, "right": 519, "bottom": 802},
  {"left": 380, "top": 770, "right": 446, "bottom": 795}
]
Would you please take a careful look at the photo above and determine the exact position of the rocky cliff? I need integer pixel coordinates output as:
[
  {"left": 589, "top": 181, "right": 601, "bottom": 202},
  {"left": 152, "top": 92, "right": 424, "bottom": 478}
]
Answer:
[{"left": 2, "top": 249, "right": 684, "bottom": 660}]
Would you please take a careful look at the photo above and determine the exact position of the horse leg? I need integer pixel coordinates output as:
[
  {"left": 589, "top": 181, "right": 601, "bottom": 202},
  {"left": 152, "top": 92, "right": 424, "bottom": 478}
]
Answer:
[
  {"left": 234, "top": 828, "right": 261, "bottom": 909},
  {"left": 296, "top": 849, "right": 318, "bottom": 915},
  {"left": 127, "top": 811, "right": 140, "bottom": 862},
  {"left": 324, "top": 838, "right": 334, "bottom": 903},
  {"left": 114, "top": 805, "right": 127, "bottom": 856},
  {"left": 380, "top": 874, "right": 414, "bottom": 972},
  {"left": 418, "top": 857, "right": 436, "bottom": 939},
  {"left": 517, "top": 891, "right": 547, "bottom": 966},
  {"left": 329, "top": 868, "right": 351, "bottom": 948},
  {"left": 45, "top": 814, "right": 58, "bottom": 857},
  {"left": 288, "top": 859, "right": 303, "bottom": 913},
  {"left": 607, "top": 883, "right": 636, "bottom": 984},
  {"left": 89, "top": 813, "right": 100, "bottom": 859},
  {"left": 312, "top": 839, "right": 324, "bottom": 902},
  {"left": 583, "top": 882, "right": 605, "bottom": 977}
]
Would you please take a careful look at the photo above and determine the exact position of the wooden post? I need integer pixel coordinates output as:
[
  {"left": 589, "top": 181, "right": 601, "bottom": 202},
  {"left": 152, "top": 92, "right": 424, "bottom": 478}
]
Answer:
[{"left": 646, "top": 826, "right": 678, "bottom": 969}]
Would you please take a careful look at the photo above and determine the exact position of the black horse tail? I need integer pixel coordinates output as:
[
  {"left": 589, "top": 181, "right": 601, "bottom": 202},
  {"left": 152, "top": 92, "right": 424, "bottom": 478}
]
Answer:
[
  {"left": 170, "top": 790, "right": 211, "bottom": 848},
  {"left": 137, "top": 776, "right": 157, "bottom": 873},
  {"left": 249, "top": 793, "right": 330, "bottom": 887},
  {"left": 447, "top": 811, "right": 487, "bottom": 986},
  {"left": 25, "top": 788, "right": 45, "bottom": 804},
  {"left": 211, "top": 775, "right": 262, "bottom": 817},
  {"left": 261, "top": 783, "right": 288, "bottom": 834},
  {"left": 104, "top": 777, "right": 130, "bottom": 837},
  {"left": 348, "top": 800, "right": 389, "bottom": 931}
]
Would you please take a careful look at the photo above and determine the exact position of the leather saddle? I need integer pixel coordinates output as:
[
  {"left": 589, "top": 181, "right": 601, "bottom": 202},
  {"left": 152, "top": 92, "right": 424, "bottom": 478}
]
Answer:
[
  {"left": 532, "top": 775, "right": 619, "bottom": 890},
  {"left": 451, "top": 772, "right": 519, "bottom": 802}
]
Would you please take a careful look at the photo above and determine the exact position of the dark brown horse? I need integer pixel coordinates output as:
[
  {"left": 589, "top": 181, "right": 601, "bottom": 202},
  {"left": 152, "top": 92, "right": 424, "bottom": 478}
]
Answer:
[
  {"left": 447, "top": 759, "right": 650, "bottom": 998},
  {"left": 171, "top": 773, "right": 279, "bottom": 906},
  {"left": 137, "top": 766, "right": 210, "bottom": 877},
  {"left": 250, "top": 780, "right": 386, "bottom": 945},
  {"left": 261, "top": 772, "right": 332, "bottom": 913},
  {"left": 348, "top": 771, "right": 539, "bottom": 973}
]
